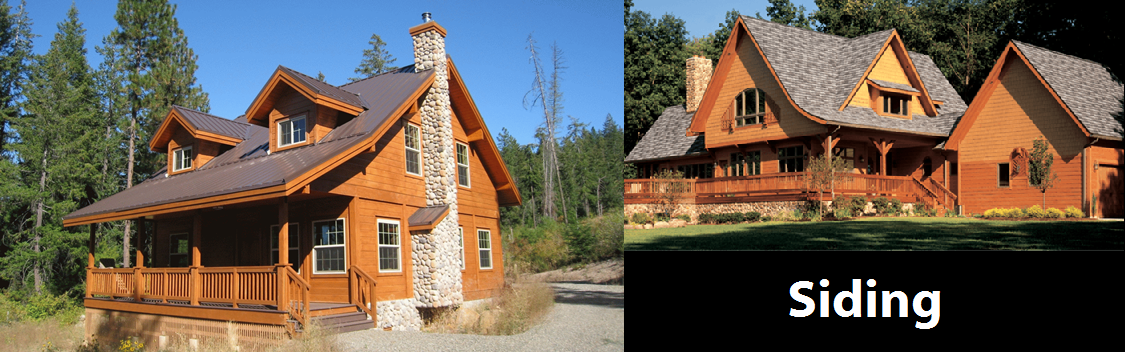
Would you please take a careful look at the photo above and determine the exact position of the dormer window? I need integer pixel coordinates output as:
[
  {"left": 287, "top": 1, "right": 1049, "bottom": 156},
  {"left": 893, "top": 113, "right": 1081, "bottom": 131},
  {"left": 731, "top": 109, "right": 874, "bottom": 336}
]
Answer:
[
  {"left": 734, "top": 88, "right": 767, "bottom": 127},
  {"left": 278, "top": 115, "right": 307, "bottom": 147},
  {"left": 883, "top": 94, "right": 909, "bottom": 117},
  {"left": 172, "top": 146, "right": 193, "bottom": 172}
]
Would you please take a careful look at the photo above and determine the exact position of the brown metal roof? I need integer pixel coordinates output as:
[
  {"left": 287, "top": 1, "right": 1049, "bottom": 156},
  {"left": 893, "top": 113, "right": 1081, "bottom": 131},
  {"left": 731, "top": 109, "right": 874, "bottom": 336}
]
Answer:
[
  {"left": 278, "top": 65, "right": 368, "bottom": 110},
  {"left": 407, "top": 205, "right": 450, "bottom": 231},
  {"left": 64, "top": 67, "right": 435, "bottom": 223},
  {"left": 173, "top": 105, "right": 252, "bottom": 141}
]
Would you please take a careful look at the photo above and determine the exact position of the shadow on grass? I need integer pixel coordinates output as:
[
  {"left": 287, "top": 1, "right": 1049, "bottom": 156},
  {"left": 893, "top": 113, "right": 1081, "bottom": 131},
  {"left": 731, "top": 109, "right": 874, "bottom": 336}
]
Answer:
[{"left": 624, "top": 218, "right": 1125, "bottom": 250}]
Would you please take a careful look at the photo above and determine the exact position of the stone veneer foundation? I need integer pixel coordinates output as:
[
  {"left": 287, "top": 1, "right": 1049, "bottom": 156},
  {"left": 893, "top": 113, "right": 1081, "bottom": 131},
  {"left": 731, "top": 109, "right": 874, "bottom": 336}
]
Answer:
[
  {"left": 627, "top": 201, "right": 808, "bottom": 222},
  {"left": 376, "top": 298, "right": 425, "bottom": 331},
  {"left": 410, "top": 17, "right": 463, "bottom": 309}
]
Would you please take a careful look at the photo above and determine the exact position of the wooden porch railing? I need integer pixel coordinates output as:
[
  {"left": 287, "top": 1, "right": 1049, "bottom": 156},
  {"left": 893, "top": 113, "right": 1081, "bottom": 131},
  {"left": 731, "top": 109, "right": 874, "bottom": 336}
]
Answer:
[
  {"left": 282, "top": 266, "right": 310, "bottom": 333},
  {"left": 349, "top": 266, "right": 378, "bottom": 329},
  {"left": 625, "top": 172, "right": 925, "bottom": 203},
  {"left": 912, "top": 176, "right": 957, "bottom": 210},
  {"left": 87, "top": 265, "right": 308, "bottom": 330}
]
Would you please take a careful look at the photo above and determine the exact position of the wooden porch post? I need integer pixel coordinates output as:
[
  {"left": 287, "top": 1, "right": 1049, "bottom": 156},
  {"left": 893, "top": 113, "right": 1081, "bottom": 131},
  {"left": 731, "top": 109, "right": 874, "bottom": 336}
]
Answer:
[
  {"left": 190, "top": 211, "right": 202, "bottom": 305},
  {"left": 135, "top": 219, "right": 146, "bottom": 268},
  {"left": 870, "top": 138, "right": 895, "bottom": 176},
  {"left": 277, "top": 198, "right": 289, "bottom": 311},
  {"left": 87, "top": 223, "right": 97, "bottom": 298}
]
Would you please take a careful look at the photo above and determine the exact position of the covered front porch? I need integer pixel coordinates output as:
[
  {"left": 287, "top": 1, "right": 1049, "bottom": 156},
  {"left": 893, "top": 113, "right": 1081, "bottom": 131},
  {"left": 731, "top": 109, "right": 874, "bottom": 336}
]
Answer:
[{"left": 75, "top": 194, "right": 379, "bottom": 339}]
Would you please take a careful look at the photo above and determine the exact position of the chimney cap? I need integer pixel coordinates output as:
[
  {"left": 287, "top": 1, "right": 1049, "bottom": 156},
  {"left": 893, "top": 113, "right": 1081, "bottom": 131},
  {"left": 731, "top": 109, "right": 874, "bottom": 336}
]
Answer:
[{"left": 422, "top": 12, "right": 432, "bottom": 23}]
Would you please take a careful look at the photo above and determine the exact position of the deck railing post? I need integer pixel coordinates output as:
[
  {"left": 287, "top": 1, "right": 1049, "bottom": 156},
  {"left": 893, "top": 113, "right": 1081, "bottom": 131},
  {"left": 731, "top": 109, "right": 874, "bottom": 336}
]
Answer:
[
  {"left": 232, "top": 267, "right": 239, "bottom": 309},
  {"left": 133, "top": 267, "right": 143, "bottom": 302},
  {"left": 277, "top": 264, "right": 287, "bottom": 311},
  {"left": 189, "top": 266, "right": 199, "bottom": 306}
]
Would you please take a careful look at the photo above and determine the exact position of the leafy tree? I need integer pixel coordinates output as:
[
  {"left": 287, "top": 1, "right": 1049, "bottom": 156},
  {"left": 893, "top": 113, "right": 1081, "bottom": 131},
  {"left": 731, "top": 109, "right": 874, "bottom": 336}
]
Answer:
[
  {"left": 652, "top": 169, "right": 690, "bottom": 220},
  {"left": 349, "top": 34, "right": 397, "bottom": 82},
  {"left": 100, "top": 0, "right": 209, "bottom": 267},
  {"left": 1, "top": 4, "right": 99, "bottom": 295},
  {"left": 1028, "top": 136, "right": 1058, "bottom": 208},
  {"left": 625, "top": 5, "right": 688, "bottom": 155},
  {"left": 757, "top": 0, "right": 814, "bottom": 29},
  {"left": 804, "top": 151, "right": 851, "bottom": 218}
]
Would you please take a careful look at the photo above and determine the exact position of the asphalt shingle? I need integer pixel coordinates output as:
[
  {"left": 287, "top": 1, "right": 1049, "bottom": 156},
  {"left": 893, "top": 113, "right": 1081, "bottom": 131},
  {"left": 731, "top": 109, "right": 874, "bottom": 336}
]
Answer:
[{"left": 1013, "top": 41, "right": 1123, "bottom": 139}]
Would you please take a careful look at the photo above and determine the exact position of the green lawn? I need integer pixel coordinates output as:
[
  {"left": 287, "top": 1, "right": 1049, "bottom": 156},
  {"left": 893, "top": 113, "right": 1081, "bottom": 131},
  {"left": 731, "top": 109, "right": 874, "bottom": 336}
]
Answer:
[{"left": 625, "top": 217, "right": 1124, "bottom": 250}]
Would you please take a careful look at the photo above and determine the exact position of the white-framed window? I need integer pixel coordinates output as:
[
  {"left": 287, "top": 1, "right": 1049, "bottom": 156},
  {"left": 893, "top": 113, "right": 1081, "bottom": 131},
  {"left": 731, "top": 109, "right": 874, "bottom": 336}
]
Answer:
[
  {"left": 458, "top": 227, "right": 465, "bottom": 270},
  {"left": 169, "top": 233, "right": 189, "bottom": 267},
  {"left": 172, "top": 146, "right": 193, "bottom": 172},
  {"left": 270, "top": 223, "right": 300, "bottom": 270},
  {"left": 312, "top": 218, "right": 346, "bottom": 274},
  {"left": 377, "top": 219, "right": 401, "bottom": 272},
  {"left": 457, "top": 142, "right": 470, "bottom": 187},
  {"left": 278, "top": 115, "right": 307, "bottom": 147},
  {"left": 478, "top": 229, "right": 492, "bottom": 269},
  {"left": 404, "top": 123, "right": 421, "bottom": 175}
]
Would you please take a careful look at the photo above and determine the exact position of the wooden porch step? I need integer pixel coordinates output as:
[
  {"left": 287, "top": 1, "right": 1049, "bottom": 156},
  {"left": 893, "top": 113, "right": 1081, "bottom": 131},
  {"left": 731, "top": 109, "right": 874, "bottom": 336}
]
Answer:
[
  {"left": 308, "top": 302, "right": 361, "bottom": 317},
  {"left": 298, "top": 303, "right": 374, "bottom": 334}
]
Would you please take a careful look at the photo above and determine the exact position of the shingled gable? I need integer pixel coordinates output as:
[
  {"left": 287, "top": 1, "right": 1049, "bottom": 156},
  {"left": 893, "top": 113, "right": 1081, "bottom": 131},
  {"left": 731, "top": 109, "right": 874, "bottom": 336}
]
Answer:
[
  {"left": 624, "top": 104, "right": 706, "bottom": 163},
  {"left": 945, "top": 40, "right": 1124, "bottom": 151},
  {"left": 687, "top": 16, "right": 965, "bottom": 139},
  {"left": 150, "top": 105, "right": 252, "bottom": 153}
]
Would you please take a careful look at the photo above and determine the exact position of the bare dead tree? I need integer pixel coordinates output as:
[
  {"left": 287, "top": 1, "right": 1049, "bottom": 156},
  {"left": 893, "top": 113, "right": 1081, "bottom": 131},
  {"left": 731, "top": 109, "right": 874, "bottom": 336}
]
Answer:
[{"left": 524, "top": 34, "right": 569, "bottom": 223}]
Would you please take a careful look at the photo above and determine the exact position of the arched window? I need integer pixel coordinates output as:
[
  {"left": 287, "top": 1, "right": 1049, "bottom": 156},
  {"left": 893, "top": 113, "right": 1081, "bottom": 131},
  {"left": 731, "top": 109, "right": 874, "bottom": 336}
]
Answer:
[{"left": 734, "top": 88, "right": 767, "bottom": 127}]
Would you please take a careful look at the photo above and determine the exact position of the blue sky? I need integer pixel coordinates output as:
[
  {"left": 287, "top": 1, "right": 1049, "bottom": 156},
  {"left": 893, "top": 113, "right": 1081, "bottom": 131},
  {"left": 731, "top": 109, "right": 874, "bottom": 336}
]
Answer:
[
  {"left": 22, "top": 0, "right": 621, "bottom": 147},
  {"left": 631, "top": 0, "right": 820, "bottom": 39}
]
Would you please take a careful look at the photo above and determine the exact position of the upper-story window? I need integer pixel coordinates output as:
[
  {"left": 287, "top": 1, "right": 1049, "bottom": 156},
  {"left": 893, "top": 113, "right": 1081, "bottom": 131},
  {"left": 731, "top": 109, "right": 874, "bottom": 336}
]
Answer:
[
  {"left": 457, "top": 142, "right": 470, "bottom": 187},
  {"left": 405, "top": 123, "right": 421, "bottom": 175},
  {"left": 278, "top": 115, "right": 307, "bottom": 147},
  {"left": 172, "top": 146, "right": 193, "bottom": 172},
  {"left": 734, "top": 88, "right": 767, "bottom": 127},
  {"left": 882, "top": 95, "right": 909, "bottom": 117}
]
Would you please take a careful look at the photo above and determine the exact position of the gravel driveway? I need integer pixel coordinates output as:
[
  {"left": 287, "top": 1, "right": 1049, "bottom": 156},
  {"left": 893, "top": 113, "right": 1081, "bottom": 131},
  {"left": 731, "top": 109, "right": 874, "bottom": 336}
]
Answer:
[{"left": 334, "top": 283, "right": 624, "bottom": 351}]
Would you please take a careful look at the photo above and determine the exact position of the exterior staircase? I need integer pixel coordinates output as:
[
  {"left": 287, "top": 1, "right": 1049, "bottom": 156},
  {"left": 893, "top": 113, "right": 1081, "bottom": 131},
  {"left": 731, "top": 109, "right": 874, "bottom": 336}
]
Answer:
[{"left": 291, "top": 302, "right": 374, "bottom": 334}]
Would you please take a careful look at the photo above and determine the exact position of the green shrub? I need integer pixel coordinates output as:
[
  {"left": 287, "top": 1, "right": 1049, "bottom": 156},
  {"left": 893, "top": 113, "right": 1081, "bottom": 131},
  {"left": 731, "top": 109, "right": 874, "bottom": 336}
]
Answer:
[
  {"left": 1065, "top": 206, "right": 1084, "bottom": 218},
  {"left": 833, "top": 195, "right": 866, "bottom": 217},
  {"left": 744, "top": 212, "right": 761, "bottom": 222},
  {"left": 676, "top": 214, "right": 691, "bottom": 222},
  {"left": 983, "top": 208, "right": 1000, "bottom": 218},
  {"left": 889, "top": 199, "right": 903, "bottom": 216},
  {"left": 834, "top": 207, "right": 853, "bottom": 219},
  {"left": 1005, "top": 207, "right": 1026, "bottom": 218},
  {"left": 1045, "top": 207, "right": 1065, "bottom": 218},
  {"left": 1025, "top": 205, "right": 1046, "bottom": 218},
  {"left": 630, "top": 212, "right": 651, "bottom": 224},
  {"left": 872, "top": 197, "right": 891, "bottom": 216}
]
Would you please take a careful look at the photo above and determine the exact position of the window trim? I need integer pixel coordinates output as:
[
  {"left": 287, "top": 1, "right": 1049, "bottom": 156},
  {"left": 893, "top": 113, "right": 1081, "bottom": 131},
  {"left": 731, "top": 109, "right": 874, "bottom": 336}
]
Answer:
[
  {"left": 881, "top": 94, "right": 910, "bottom": 117},
  {"left": 478, "top": 229, "right": 493, "bottom": 270},
  {"left": 270, "top": 223, "right": 301, "bottom": 273},
  {"left": 169, "top": 233, "right": 189, "bottom": 268},
  {"left": 277, "top": 114, "right": 308, "bottom": 148},
  {"left": 404, "top": 122, "right": 421, "bottom": 176},
  {"left": 377, "top": 219, "right": 402, "bottom": 273},
  {"left": 311, "top": 218, "right": 347, "bottom": 275},
  {"left": 457, "top": 142, "right": 470, "bottom": 188},
  {"left": 778, "top": 145, "right": 806, "bottom": 173},
  {"left": 172, "top": 145, "right": 193, "bottom": 172},
  {"left": 734, "top": 88, "right": 768, "bottom": 127}
]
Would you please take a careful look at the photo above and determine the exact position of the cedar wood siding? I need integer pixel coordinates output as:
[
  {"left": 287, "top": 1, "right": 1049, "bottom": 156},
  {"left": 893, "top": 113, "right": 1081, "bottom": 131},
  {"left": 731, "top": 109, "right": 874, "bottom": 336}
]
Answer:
[
  {"left": 703, "top": 30, "right": 823, "bottom": 149},
  {"left": 167, "top": 128, "right": 221, "bottom": 176},
  {"left": 268, "top": 84, "right": 323, "bottom": 153},
  {"left": 309, "top": 99, "right": 504, "bottom": 302},
  {"left": 958, "top": 55, "right": 1086, "bottom": 214},
  {"left": 849, "top": 45, "right": 928, "bottom": 119},
  {"left": 1090, "top": 145, "right": 1124, "bottom": 217}
]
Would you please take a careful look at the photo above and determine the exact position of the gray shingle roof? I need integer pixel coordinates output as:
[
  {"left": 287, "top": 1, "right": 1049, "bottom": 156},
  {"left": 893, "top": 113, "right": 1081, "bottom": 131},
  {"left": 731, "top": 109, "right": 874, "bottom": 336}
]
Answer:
[
  {"left": 1012, "top": 41, "right": 1123, "bottom": 139},
  {"left": 624, "top": 105, "right": 706, "bottom": 163},
  {"left": 741, "top": 16, "right": 966, "bottom": 136},
  {"left": 626, "top": 17, "right": 971, "bottom": 164},
  {"left": 870, "top": 79, "right": 919, "bottom": 93}
]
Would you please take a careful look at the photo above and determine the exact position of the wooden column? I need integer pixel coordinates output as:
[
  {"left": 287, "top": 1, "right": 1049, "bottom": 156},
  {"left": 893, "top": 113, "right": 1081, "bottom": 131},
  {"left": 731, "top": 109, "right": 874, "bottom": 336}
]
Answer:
[
  {"left": 87, "top": 223, "right": 97, "bottom": 298},
  {"left": 190, "top": 211, "right": 202, "bottom": 305},
  {"left": 870, "top": 138, "right": 895, "bottom": 176},
  {"left": 277, "top": 198, "right": 289, "bottom": 311},
  {"left": 134, "top": 219, "right": 146, "bottom": 268}
]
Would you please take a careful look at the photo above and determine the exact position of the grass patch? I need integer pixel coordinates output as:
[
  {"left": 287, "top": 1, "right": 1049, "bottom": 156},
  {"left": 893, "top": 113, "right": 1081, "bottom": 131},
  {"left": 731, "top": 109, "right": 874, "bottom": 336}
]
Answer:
[
  {"left": 425, "top": 278, "right": 555, "bottom": 335},
  {"left": 0, "top": 317, "right": 83, "bottom": 352},
  {"left": 625, "top": 217, "right": 1124, "bottom": 250}
]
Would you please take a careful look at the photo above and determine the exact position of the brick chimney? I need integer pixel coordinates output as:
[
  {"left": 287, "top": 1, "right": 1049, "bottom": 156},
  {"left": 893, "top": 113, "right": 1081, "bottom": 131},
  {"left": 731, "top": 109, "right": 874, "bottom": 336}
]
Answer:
[
  {"left": 409, "top": 13, "right": 462, "bottom": 308},
  {"left": 685, "top": 55, "right": 713, "bottom": 112}
]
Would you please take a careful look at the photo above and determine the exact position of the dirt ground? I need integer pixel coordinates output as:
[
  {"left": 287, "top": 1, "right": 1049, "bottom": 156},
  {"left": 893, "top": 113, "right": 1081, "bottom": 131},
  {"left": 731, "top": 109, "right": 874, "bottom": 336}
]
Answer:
[{"left": 526, "top": 258, "right": 624, "bottom": 285}]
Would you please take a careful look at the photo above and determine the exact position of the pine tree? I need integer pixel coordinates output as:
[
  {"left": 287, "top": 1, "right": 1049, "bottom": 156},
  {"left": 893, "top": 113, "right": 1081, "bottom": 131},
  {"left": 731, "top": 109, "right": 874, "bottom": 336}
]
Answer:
[
  {"left": 100, "top": 0, "right": 209, "bottom": 267},
  {"left": 0, "top": 0, "right": 33, "bottom": 154},
  {"left": 349, "top": 33, "right": 397, "bottom": 82},
  {"left": 1, "top": 4, "right": 98, "bottom": 294}
]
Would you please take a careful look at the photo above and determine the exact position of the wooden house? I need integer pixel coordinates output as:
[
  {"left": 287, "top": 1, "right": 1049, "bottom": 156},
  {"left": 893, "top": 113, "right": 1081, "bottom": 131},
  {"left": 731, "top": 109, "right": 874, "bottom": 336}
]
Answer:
[
  {"left": 942, "top": 41, "right": 1123, "bottom": 217},
  {"left": 625, "top": 16, "right": 967, "bottom": 216},
  {"left": 63, "top": 16, "right": 521, "bottom": 346},
  {"left": 624, "top": 16, "right": 1123, "bottom": 219}
]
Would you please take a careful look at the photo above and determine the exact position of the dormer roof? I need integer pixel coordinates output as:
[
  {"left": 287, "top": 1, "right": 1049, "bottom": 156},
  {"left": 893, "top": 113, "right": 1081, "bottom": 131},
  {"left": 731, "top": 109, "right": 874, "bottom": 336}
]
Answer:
[
  {"left": 243, "top": 65, "right": 366, "bottom": 126},
  {"left": 150, "top": 106, "right": 252, "bottom": 152}
]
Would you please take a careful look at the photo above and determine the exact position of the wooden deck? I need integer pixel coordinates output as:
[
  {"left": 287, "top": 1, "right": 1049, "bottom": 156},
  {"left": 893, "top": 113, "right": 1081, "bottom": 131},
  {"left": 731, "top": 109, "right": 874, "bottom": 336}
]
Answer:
[{"left": 626, "top": 172, "right": 957, "bottom": 209}]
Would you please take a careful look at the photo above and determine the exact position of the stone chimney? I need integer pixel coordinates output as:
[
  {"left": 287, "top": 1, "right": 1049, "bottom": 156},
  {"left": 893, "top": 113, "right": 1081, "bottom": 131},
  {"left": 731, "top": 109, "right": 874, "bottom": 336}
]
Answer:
[
  {"left": 685, "top": 55, "right": 713, "bottom": 112},
  {"left": 409, "top": 14, "right": 463, "bottom": 309}
]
